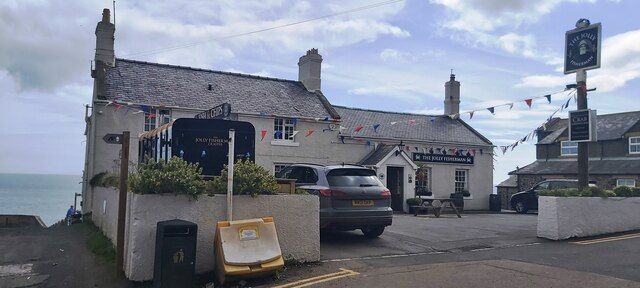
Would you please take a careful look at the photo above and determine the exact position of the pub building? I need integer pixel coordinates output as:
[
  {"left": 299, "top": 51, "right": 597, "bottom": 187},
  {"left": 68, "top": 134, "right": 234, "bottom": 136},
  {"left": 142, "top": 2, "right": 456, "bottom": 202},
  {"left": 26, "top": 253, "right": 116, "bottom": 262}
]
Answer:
[{"left": 82, "top": 9, "right": 494, "bottom": 214}]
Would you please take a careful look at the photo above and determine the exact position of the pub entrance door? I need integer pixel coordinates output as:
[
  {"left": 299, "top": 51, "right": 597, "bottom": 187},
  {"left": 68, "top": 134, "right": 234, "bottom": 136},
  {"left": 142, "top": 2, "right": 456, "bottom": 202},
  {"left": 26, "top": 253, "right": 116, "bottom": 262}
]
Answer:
[{"left": 387, "top": 166, "right": 404, "bottom": 212}]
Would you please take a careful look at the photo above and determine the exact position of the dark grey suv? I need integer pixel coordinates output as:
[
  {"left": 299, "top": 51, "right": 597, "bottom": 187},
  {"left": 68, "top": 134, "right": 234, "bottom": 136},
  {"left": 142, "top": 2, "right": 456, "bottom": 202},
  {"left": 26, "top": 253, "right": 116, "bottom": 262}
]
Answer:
[{"left": 276, "top": 164, "right": 392, "bottom": 238}]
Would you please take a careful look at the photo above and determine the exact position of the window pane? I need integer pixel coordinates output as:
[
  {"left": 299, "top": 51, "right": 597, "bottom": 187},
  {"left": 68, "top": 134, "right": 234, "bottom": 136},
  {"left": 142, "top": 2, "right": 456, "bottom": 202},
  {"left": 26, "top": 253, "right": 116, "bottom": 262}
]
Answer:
[
  {"left": 326, "top": 169, "right": 381, "bottom": 187},
  {"left": 415, "top": 167, "right": 430, "bottom": 195}
]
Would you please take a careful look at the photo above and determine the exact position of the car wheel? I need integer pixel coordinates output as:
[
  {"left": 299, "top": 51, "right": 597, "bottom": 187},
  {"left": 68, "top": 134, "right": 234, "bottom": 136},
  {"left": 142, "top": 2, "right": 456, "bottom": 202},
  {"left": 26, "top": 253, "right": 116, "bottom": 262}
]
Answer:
[
  {"left": 514, "top": 201, "right": 528, "bottom": 214},
  {"left": 361, "top": 226, "right": 385, "bottom": 238}
]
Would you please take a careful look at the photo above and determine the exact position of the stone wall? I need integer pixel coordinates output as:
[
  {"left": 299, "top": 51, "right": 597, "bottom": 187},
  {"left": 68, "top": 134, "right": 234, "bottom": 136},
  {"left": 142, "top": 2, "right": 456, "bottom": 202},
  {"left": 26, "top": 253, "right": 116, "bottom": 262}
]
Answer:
[
  {"left": 538, "top": 196, "right": 640, "bottom": 240},
  {"left": 123, "top": 193, "right": 319, "bottom": 281}
]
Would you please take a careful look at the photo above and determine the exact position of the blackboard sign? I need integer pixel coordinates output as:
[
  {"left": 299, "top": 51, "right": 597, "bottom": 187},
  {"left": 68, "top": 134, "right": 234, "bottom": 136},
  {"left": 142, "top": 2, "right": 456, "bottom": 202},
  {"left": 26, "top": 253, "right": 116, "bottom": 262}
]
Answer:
[
  {"left": 569, "top": 109, "right": 596, "bottom": 142},
  {"left": 565, "top": 23, "right": 601, "bottom": 74},
  {"left": 194, "top": 103, "right": 231, "bottom": 120},
  {"left": 171, "top": 118, "right": 255, "bottom": 176},
  {"left": 412, "top": 153, "right": 474, "bottom": 165}
]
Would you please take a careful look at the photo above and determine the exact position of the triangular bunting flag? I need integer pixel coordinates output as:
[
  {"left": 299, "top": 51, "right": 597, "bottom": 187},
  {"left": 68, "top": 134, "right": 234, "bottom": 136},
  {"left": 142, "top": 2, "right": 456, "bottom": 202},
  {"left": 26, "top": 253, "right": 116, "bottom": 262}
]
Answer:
[
  {"left": 260, "top": 130, "right": 267, "bottom": 141},
  {"left": 509, "top": 103, "right": 514, "bottom": 110},
  {"left": 274, "top": 130, "right": 283, "bottom": 139},
  {"left": 305, "top": 128, "right": 314, "bottom": 137},
  {"left": 390, "top": 121, "right": 398, "bottom": 125},
  {"left": 487, "top": 107, "right": 495, "bottom": 114},
  {"left": 373, "top": 124, "right": 381, "bottom": 132},
  {"left": 430, "top": 116, "right": 436, "bottom": 123},
  {"left": 469, "top": 111, "right": 474, "bottom": 119},
  {"left": 289, "top": 131, "right": 299, "bottom": 139},
  {"left": 525, "top": 99, "right": 533, "bottom": 108},
  {"left": 564, "top": 98, "right": 571, "bottom": 109},
  {"left": 408, "top": 119, "right": 417, "bottom": 125},
  {"left": 354, "top": 126, "right": 364, "bottom": 132},
  {"left": 544, "top": 94, "right": 551, "bottom": 103}
]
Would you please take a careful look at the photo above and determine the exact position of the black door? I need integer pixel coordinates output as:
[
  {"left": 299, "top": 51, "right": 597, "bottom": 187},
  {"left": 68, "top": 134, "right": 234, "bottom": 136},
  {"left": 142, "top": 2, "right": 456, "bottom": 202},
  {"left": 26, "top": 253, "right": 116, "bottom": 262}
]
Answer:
[{"left": 387, "top": 167, "right": 404, "bottom": 212}]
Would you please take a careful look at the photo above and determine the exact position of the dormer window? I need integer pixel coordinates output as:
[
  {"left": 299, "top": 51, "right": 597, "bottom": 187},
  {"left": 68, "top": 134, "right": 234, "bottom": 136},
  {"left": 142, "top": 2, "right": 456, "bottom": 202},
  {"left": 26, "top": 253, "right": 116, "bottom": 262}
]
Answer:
[
  {"left": 561, "top": 141, "right": 578, "bottom": 156},
  {"left": 630, "top": 137, "right": 640, "bottom": 154}
]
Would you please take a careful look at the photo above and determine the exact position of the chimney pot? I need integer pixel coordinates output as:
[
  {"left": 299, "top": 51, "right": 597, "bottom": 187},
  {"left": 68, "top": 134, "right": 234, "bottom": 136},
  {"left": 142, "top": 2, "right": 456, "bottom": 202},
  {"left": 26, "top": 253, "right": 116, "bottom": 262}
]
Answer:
[
  {"left": 95, "top": 8, "right": 115, "bottom": 66},
  {"left": 298, "top": 48, "right": 322, "bottom": 91},
  {"left": 102, "top": 8, "right": 110, "bottom": 23}
]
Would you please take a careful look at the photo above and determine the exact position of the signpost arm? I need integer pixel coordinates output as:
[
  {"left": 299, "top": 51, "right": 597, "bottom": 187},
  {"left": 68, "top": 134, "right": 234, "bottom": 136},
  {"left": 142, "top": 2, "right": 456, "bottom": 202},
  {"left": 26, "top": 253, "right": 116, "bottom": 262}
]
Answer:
[
  {"left": 116, "top": 131, "right": 130, "bottom": 276},
  {"left": 576, "top": 70, "right": 589, "bottom": 189},
  {"left": 227, "top": 129, "right": 235, "bottom": 221}
]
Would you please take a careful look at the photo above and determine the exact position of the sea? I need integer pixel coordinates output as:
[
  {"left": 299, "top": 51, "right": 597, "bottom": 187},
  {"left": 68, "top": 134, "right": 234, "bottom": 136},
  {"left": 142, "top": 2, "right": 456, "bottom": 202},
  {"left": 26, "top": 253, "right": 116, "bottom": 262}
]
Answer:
[{"left": 0, "top": 173, "right": 81, "bottom": 227}]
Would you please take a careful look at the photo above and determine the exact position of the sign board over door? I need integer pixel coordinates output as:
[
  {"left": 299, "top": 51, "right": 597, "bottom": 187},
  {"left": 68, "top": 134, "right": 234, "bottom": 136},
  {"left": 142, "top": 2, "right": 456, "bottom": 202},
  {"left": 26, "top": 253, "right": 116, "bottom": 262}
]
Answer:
[
  {"left": 569, "top": 109, "right": 597, "bottom": 142},
  {"left": 412, "top": 153, "right": 474, "bottom": 165},
  {"left": 564, "top": 22, "right": 601, "bottom": 74},
  {"left": 194, "top": 103, "right": 231, "bottom": 120}
]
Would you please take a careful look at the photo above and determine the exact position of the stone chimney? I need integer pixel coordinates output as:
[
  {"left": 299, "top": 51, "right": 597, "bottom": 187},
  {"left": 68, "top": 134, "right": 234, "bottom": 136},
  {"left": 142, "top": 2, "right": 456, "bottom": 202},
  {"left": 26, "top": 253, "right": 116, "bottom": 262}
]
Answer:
[
  {"left": 444, "top": 74, "right": 460, "bottom": 115},
  {"left": 95, "top": 8, "right": 115, "bottom": 66},
  {"left": 298, "top": 48, "right": 322, "bottom": 91}
]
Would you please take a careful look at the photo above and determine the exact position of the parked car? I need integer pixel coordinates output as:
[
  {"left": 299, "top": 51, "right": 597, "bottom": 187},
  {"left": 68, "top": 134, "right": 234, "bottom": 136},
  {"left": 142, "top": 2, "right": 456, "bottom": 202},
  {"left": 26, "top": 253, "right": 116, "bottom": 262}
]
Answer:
[
  {"left": 509, "top": 179, "right": 594, "bottom": 213},
  {"left": 276, "top": 164, "right": 392, "bottom": 238}
]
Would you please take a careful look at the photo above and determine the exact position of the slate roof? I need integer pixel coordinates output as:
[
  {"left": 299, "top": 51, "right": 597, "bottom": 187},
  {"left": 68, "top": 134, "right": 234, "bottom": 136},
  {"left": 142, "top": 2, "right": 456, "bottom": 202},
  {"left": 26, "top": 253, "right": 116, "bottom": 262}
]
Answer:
[
  {"left": 510, "top": 159, "right": 640, "bottom": 175},
  {"left": 334, "top": 106, "right": 492, "bottom": 146},
  {"left": 102, "top": 59, "right": 339, "bottom": 119},
  {"left": 496, "top": 175, "right": 518, "bottom": 187},
  {"left": 359, "top": 144, "right": 396, "bottom": 166},
  {"left": 539, "top": 111, "right": 640, "bottom": 144}
]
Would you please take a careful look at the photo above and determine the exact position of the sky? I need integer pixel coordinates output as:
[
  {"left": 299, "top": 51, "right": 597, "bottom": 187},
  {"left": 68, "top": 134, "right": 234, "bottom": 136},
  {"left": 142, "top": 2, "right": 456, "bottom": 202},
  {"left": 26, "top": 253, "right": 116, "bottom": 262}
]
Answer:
[{"left": 1, "top": 0, "right": 639, "bottom": 184}]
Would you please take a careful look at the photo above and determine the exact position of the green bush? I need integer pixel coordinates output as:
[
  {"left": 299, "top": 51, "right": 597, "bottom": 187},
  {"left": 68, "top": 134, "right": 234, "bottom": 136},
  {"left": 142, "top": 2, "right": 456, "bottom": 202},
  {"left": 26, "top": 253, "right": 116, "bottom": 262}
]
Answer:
[
  {"left": 539, "top": 187, "right": 616, "bottom": 198},
  {"left": 89, "top": 172, "right": 119, "bottom": 188},
  {"left": 406, "top": 197, "right": 422, "bottom": 206},
  {"left": 129, "top": 157, "right": 206, "bottom": 199},
  {"left": 613, "top": 186, "right": 640, "bottom": 197},
  {"left": 207, "top": 160, "right": 278, "bottom": 197}
]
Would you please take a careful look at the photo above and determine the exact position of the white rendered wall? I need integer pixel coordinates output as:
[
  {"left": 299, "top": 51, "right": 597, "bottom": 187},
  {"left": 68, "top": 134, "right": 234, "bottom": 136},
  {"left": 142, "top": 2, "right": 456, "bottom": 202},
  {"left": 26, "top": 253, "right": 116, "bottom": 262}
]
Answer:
[
  {"left": 90, "top": 187, "right": 119, "bottom": 243},
  {"left": 538, "top": 196, "right": 640, "bottom": 240},
  {"left": 123, "top": 193, "right": 319, "bottom": 281}
]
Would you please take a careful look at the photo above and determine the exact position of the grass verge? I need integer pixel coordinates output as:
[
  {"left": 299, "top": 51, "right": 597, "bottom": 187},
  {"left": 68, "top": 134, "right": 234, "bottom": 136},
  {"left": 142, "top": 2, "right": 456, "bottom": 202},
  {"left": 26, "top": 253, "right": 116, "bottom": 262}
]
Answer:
[{"left": 84, "top": 219, "right": 116, "bottom": 263}]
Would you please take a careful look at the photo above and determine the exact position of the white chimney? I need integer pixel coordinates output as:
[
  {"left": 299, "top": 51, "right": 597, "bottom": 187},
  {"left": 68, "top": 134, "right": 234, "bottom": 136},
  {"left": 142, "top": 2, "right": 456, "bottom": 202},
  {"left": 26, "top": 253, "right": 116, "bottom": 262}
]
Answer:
[
  {"left": 298, "top": 48, "right": 322, "bottom": 91},
  {"left": 444, "top": 74, "right": 460, "bottom": 115},
  {"left": 95, "top": 8, "right": 115, "bottom": 66}
]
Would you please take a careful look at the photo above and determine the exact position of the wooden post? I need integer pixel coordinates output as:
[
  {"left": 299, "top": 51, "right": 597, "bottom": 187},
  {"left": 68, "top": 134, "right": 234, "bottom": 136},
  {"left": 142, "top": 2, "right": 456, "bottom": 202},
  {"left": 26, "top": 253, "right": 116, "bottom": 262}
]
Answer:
[
  {"left": 576, "top": 70, "right": 589, "bottom": 189},
  {"left": 116, "top": 131, "right": 130, "bottom": 277}
]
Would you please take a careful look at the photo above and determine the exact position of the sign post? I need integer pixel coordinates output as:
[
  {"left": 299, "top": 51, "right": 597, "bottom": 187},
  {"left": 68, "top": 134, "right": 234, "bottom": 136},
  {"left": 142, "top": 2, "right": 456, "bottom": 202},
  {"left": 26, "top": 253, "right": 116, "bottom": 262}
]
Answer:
[
  {"left": 103, "top": 131, "right": 129, "bottom": 276},
  {"left": 227, "top": 129, "right": 235, "bottom": 221},
  {"left": 564, "top": 19, "right": 601, "bottom": 189}
]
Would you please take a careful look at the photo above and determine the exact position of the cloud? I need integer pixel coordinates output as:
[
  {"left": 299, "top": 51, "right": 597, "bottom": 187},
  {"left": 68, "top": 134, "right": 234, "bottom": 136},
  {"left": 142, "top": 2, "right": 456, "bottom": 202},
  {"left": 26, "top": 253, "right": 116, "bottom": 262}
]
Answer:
[
  {"left": 379, "top": 48, "right": 409, "bottom": 62},
  {"left": 517, "top": 29, "right": 640, "bottom": 92},
  {"left": 429, "top": 0, "right": 595, "bottom": 63}
]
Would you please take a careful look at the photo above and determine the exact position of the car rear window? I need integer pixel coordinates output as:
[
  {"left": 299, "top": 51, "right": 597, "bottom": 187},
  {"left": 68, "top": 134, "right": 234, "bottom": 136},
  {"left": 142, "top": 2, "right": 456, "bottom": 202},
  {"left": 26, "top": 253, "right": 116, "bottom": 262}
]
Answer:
[{"left": 326, "top": 168, "right": 381, "bottom": 187}]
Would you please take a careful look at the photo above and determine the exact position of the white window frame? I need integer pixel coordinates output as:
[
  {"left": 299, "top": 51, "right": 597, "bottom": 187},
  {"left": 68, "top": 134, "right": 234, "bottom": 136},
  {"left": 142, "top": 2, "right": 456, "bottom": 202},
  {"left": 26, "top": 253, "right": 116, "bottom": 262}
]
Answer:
[
  {"left": 272, "top": 118, "right": 298, "bottom": 146},
  {"left": 616, "top": 179, "right": 636, "bottom": 187},
  {"left": 143, "top": 109, "right": 172, "bottom": 132},
  {"left": 274, "top": 163, "right": 290, "bottom": 176},
  {"left": 629, "top": 137, "right": 640, "bottom": 154},
  {"left": 415, "top": 167, "right": 431, "bottom": 197},
  {"left": 454, "top": 169, "right": 469, "bottom": 195},
  {"left": 561, "top": 141, "right": 578, "bottom": 156}
]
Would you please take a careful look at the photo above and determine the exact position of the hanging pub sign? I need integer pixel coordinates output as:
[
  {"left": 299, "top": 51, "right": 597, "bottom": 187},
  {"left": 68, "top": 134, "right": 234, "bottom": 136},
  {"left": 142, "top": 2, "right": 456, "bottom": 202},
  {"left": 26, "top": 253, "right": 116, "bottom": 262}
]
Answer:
[
  {"left": 194, "top": 103, "right": 232, "bottom": 120},
  {"left": 412, "top": 153, "right": 474, "bottom": 165},
  {"left": 569, "top": 109, "right": 597, "bottom": 142},
  {"left": 564, "top": 22, "right": 601, "bottom": 74}
]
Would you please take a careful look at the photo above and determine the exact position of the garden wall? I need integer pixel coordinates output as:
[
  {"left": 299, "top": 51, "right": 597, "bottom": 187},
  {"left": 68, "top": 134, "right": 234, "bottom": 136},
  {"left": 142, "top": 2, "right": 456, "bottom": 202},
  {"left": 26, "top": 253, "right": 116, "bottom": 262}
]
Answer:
[
  {"left": 123, "top": 193, "right": 319, "bottom": 281},
  {"left": 90, "top": 187, "right": 119, "bottom": 243},
  {"left": 538, "top": 196, "right": 640, "bottom": 240}
]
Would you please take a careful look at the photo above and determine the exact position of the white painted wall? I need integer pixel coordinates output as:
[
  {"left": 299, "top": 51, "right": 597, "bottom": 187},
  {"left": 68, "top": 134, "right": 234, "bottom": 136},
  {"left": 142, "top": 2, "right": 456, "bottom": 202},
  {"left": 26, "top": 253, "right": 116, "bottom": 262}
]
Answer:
[
  {"left": 90, "top": 187, "right": 119, "bottom": 243},
  {"left": 123, "top": 193, "right": 319, "bottom": 281},
  {"left": 538, "top": 196, "right": 640, "bottom": 240}
]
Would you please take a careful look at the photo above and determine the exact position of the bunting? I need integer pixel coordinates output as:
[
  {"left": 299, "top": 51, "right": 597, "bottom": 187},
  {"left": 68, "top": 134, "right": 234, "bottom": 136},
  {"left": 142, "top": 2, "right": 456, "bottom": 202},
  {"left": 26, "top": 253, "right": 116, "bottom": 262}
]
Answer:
[
  {"left": 487, "top": 107, "right": 495, "bottom": 114},
  {"left": 306, "top": 128, "right": 314, "bottom": 137},
  {"left": 260, "top": 130, "right": 267, "bottom": 141},
  {"left": 354, "top": 126, "right": 364, "bottom": 132},
  {"left": 373, "top": 124, "right": 381, "bottom": 132},
  {"left": 524, "top": 99, "right": 533, "bottom": 108}
]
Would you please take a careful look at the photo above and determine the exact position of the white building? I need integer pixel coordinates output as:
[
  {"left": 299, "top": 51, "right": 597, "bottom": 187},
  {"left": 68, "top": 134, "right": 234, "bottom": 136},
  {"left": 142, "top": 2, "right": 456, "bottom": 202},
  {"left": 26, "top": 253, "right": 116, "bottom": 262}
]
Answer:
[{"left": 82, "top": 9, "right": 494, "bottom": 213}]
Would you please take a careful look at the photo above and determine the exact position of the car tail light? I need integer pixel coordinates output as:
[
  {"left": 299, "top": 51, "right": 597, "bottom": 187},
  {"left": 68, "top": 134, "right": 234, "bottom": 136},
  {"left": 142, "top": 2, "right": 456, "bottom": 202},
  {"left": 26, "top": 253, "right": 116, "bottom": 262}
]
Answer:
[
  {"left": 380, "top": 189, "right": 391, "bottom": 198},
  {"left": 319, "top": 189, "right": 345, "bottom": 197}
]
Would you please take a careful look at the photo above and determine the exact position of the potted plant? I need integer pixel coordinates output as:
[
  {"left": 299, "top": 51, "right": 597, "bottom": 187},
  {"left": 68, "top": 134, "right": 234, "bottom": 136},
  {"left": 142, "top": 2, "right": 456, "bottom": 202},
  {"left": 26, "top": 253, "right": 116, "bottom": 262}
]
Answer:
[{"left": 406, "top": 198, "right": 422, "bottom": 214}]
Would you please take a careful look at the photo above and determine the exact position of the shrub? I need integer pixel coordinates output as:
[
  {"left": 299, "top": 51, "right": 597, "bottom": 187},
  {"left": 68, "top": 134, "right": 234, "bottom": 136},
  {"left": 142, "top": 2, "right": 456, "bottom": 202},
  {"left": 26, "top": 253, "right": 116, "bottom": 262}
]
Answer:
[
  {"left": 129, "top": 157, "right": 206, "bottom": 199},
  {"left": 613, "top": 186, "right": 640, "bottom": 197},
  {"left": 207, "top": 160, "right": 278, "bottom": 197},
  {"left": 406, "top": 197, "right": 422, "bottom": 206},
  {"left": 89, "top": 172, "right": 119, "bottom": 188},
  {"left": 538, "top": 187, "right": 616, "bottom": 198}
]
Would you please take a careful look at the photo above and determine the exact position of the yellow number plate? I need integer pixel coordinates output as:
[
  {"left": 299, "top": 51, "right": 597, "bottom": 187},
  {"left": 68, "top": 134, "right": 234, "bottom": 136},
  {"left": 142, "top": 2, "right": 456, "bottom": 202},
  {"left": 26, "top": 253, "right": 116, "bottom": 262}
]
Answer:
[{"left": 352, "top": 200, "right": 374, "bottom": 206}]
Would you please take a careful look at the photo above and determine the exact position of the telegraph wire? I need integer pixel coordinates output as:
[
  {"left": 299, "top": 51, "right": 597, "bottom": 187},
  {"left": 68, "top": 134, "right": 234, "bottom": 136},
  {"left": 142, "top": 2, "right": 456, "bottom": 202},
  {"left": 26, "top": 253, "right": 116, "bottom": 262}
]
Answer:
[{"left": 121, "top": 0, "right": 404, "bottom": 58}]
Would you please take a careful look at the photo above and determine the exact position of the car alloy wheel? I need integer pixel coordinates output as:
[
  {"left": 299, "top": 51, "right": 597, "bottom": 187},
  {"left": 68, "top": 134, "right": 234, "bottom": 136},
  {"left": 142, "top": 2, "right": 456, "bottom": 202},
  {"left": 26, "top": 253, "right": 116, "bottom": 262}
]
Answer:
[{"left": 515, "top": 201, "right": 528, "bottom": 214}]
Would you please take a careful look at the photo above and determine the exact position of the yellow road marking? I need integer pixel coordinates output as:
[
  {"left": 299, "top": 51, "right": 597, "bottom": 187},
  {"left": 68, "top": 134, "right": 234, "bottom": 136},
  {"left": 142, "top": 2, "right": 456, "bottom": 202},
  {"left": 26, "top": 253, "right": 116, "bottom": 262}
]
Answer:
[
  {"left": 571, "top": 233, "right": 640, "bottom": 245},
  {"left": 273, "top": 268, "right": 360, "bottom": 288}
]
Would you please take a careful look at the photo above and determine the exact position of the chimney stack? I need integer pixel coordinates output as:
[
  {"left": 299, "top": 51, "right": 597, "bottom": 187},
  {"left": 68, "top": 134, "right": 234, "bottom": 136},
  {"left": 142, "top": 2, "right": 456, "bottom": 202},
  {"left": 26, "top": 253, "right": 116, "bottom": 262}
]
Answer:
[
  {"left": 298, "top": 48, "right": 322, "bottom": 91},
  {"left": 444, "top": 74, "right": 460, "bottom": 115},
  {"left": 95, "top": 8, "right": 115, "bottom": 66}
]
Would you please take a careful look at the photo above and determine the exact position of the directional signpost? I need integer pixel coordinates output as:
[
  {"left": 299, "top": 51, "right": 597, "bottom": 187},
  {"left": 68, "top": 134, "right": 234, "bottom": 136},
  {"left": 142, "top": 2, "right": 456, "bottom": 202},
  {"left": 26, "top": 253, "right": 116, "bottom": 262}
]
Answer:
[
  {"left": 103, "top": 131, "right": 129, "bottom": 276},
  {"left": 565, "top": 19, "right": 601, "bottom": 189}
]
